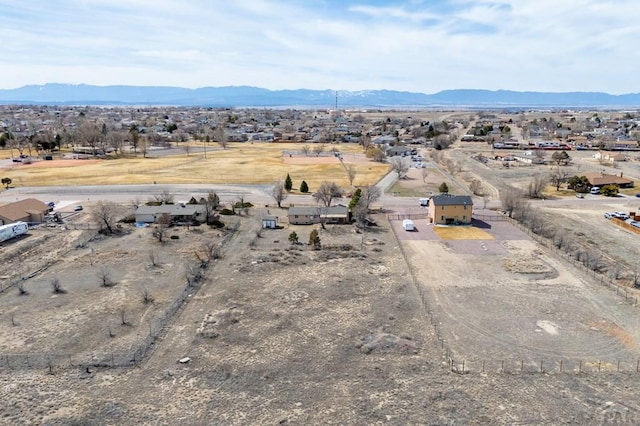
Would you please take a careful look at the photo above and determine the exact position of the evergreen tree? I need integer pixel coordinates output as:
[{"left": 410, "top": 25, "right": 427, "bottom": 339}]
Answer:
[
  {"left": 308, "top": 229, "right": 321, "bottom": 249},
  {"left": 349, "top": 188, "right": 362, "bottom": 210},
  {"left": 288, "top": 231, "right": 299, "bottom": 244},
  {"left": 284, "top": 173, "right": 293, "bottom": 191},
  {"left": 300, "top": 180, "right": 309, "bottom": 193}
]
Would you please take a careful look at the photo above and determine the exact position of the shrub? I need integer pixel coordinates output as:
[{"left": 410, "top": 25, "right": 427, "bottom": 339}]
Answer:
[
  {"left": 208, "top": 219, "right": 225, "bottom": 228},
  {"left": 308, "top": 229, "right": 321, "bottom": 249},
  {"left": 119, "top": 214, "right": 136, "bottom": 224},
  {"left": 219, "top": 208, "right": 235, "bottom": 215},
  {"left": 233, "top": 201, "right": 253, "bottom": 209},
  {"left": 170, "top": 235, "right": 179, "bottom": 240}
]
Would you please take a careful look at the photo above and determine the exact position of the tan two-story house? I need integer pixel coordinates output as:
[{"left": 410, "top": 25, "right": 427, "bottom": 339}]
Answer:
[{"left": 428, "top": 194, "right": 473, "bottom": 225}]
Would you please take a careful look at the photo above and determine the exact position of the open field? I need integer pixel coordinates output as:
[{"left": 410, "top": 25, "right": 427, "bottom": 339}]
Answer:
[
  {"left": 2, "top": 211, "right": 640, "bottom": 423},
  {"left": 0, "top": 143, "right": 389, "bottom": 189},
  {"left": 402, "top": 219, "right": 640, "bottom": 372}
]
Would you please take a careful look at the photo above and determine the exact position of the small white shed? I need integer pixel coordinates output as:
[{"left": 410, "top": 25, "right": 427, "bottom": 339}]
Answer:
[
  {"left": 402, "top": 219, "right": 415, "bottom": 231},
  {"left": 262, "top": 216, "right": 278, "bottom": 229}
]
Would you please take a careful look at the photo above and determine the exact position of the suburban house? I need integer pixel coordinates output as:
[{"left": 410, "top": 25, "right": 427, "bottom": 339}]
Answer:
[
  {"left": 583, "top": 172, "right": 634, "bottom": 188},
  {"left": 134, "top": 204, "right": 206, "bottom": 224},
  {"left": 385, "top": 146, "right": 412, "bottom": 157},
  {"left": 288, "top": 205, "right": 349, "bottom": 225},
  {"left": 594, "top": 151, "right": 628, "bottom": 162},
  {"left": 0, "top": 198, "right": 49, "bottom": 225},
  {"left": 428, "top": 194, "right": 473, "bottom": 225}
]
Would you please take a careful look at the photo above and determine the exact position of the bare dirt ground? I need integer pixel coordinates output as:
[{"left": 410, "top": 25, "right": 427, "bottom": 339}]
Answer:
[{"left": 2, "top": 207, "right": 640, "bottom": 423}]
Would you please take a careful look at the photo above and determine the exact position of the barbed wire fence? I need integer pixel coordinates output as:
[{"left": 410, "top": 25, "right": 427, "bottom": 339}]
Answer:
[
  {"left": 387, "top": 212, "right": 640, "bottom": 375},
  {"left": 386, "top": 216, "right": 454, "bottom": 366}
]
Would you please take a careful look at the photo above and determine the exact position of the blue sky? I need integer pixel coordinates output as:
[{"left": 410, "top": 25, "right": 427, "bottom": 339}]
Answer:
[{"left": 1, "top": 0, "right": 639, "bottom": 94}]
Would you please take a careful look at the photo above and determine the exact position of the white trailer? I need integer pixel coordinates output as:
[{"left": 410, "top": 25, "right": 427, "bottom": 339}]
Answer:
[
  {"left": 419, "top": 198, "right": 429, "bottom": 207},
  {"left": 402, "top": 219, "right": 415, "bottom": 231},
  {"left": 0, "top": 222, "right": 28, "bottom": 243}
]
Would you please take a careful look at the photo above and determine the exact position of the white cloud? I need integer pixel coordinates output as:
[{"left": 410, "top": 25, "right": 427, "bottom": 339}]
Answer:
[{"left": 0, "top": 0, "right": 639, "bottom": 94}]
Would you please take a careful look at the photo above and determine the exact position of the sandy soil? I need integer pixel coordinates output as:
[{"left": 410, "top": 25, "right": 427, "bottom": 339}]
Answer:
[{"left": 1, "top": 211, "right": 640, "bottom": 424}]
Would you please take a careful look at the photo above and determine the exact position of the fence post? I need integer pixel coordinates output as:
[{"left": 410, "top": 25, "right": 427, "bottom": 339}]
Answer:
[
  {"left": 521, "top": 360, "right": 523, "bottom": 373},
  {"left": 540, "top": 360, "right": 544, "bottom": 373},
  {"left": 560, "top": 360, "right": 563, "bottom": 373},
  {"left": 579, "top": 360, "right": 582, "bottom": 373},
  {"left": 617, "top": 361, "right": 620, "bottom": 372},
  {"left": 501, "top": 360, "right": 504, "bottom": 373},
  {"left": 598, "top": 360, "right": 601, "bottom": 372},
  {"left": 482, "top": 360, "right": 485, "bottom": 373}
]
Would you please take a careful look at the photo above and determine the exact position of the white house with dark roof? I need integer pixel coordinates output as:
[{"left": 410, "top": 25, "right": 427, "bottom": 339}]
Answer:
[
  {"left": 288, "top": 205, "right": 349, "bottom": 225},
  {"left": 134, "top": 204, "right": 206, "bottom": 224}
]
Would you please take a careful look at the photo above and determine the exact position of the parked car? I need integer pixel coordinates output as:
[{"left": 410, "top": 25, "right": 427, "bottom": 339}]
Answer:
[
  {"left": 636, "top": 193, "right": 640, "bottom": 198},
  {"left": 576, "top": 193, "right": 585, "bottom": 198},
  {"left": 614, "top": 212, "right": 630, "bottom": 220},
  {"left": 590, "top": 186, "right": 601, "bottom": 194},
  {"left": 73, "top": 205, "right": 83, "bottom": 211},
  {"left": 604, "top": 212, "right": 612, "bottom": 219}
]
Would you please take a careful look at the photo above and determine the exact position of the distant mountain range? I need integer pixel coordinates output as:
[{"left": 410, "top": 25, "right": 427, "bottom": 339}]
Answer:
[{"left": 1, "top": 84, "right": 640, "bottom": 108}]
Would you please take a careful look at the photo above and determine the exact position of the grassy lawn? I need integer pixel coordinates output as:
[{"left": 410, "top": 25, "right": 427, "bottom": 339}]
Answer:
[{"left": 0, "top": 143, "right": 389, "bottom": 189}]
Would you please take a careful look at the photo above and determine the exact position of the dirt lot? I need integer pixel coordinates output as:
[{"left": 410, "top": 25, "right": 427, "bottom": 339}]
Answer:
[
  {"left": 0, "top": 208, "right": 231, "bottom": 359},
  {"left": 2, "top": 207, "right": 640, "bottom": 423},
  {"left": 400, "top": 221, "right": 640, "bottom": 372}
]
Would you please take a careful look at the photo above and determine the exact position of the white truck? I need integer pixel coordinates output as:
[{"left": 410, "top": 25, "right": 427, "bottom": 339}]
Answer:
[
  {"left": 0, "top": 222, "right": 29, "bottom": 243},
  {"left": 402, "top": 219, "right": 415, "bottom": 231},
  {"left": 419, "top": 198, "right": 429, "bottom": 207}
]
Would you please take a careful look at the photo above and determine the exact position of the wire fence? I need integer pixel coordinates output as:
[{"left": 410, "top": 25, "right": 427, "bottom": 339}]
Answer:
[
  {"left": 0, "top": 221, "right": 241, "bottom": 372},
  {"left": 386, "top": 212, "right": 640, "bottom": 375},
  {"left": 387, "top": 213, "right": 429, "bottom": 221},
  {"left": 449, "top": 358, "right": 640, "bottom": 375}
]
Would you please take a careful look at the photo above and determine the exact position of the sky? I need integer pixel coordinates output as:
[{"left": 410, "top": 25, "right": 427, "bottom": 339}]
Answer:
[{"left": 1, "top": 0, "right": 639, "bottom": 94}]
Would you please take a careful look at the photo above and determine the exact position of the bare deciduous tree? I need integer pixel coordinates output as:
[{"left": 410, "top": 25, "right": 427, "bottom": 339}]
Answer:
[
  {"left": 345, "top": 164, "right": 357, "bottom": 186},
  {"left": 421, "top": 167, "right": 429, "bottom": 183},
  {"left": 138, "top": 135, "right": 149, "bottom": 158},
  {"left": 389, "top": 157, "right": 410, "bottom": 179},
  {"left": 527, "top": 174, "right": 549, "bottom": 199},
  {"left": 92, "top": 201, "right": 117, "bottom": 234},
  {"left": 212, "top": 126, "right": 227, "bottom": 149},
  {"left": 313, "top": 143, "right": 325, "bottom": 157},
  {"left": 203, "top": 191, "right": 220, "bottom": 223},
  {"left": 154, "top": 190, "right": 174, "bottom": 204},
  {"left": 358, "top": 184, "right": 382, "bottom": 211},
  {"left": 549, "top": 167, "right": 569, "bottom": 191},
  {"left": 313, "top": 181, "right": 342, "bottom": 207},
  {"left": 153, "top": 213, "right": 171, "bottom": 242},
  {"left": 500, "top": 188, "right": 525, "bottom": 218},
  {"left": 469, "top": 179, "right": 484, "bottom": 196},
  {"left": 17, "top": 281, "right": 28, "bottom": 296},
  {"left": 98, "top": 268, "right": 116, "bottom": 287},
  {"left": 270, "top": 180, "right": 288, "bottom": 208},
  {"left": 301, "top": 145, "right": 310, "bottom": 156}
]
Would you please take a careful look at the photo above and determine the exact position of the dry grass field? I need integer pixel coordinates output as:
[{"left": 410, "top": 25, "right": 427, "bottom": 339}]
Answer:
[
  {"left": 0, "top": 143, "right": 389, "bottom": 189},
  {"left": 433, "top": 225, "right": 494, "bottom": 240}
]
